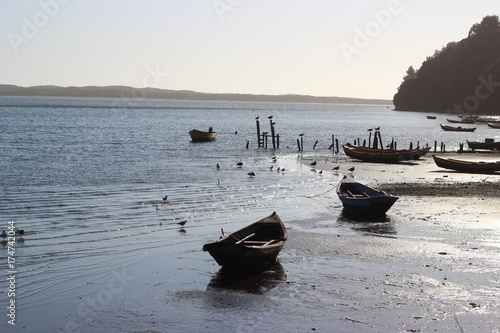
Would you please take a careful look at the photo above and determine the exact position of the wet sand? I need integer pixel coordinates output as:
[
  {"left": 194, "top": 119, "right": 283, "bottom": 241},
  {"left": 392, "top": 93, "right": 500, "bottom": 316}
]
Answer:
[{"left": 41, "top": 153, "right": 500, "bottom": 333}]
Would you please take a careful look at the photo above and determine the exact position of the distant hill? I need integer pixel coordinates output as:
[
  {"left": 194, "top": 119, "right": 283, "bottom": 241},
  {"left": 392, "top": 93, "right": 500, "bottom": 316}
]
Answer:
[
  {"left": 0, "top": 84, "right": 391, "bottom": 105},
  {"left": 393, "top": 15, "right": 500, "bottom": 115}
]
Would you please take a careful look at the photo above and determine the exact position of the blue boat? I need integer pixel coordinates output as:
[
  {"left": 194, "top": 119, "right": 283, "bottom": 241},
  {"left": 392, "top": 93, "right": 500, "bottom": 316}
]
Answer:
[{"left": 336, "top": 176, "right": 398, "bottom": 214}]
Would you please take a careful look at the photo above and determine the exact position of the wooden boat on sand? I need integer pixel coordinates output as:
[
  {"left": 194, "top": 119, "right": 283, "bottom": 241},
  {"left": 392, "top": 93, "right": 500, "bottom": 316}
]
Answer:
[
  {"left": 467, "top": 139, "right": 500, "bottom": 151},
  {"left": 343, "top": 144, "right": 430, "bottom": 163},
  {"left": 432, "top": 155, "right": 500, "bottom": 173},
  {"left": 440, "top": 124, "right": 476, "bottom": 132},
  {"left": 189, "top": 128, "right": 217, "bottom": 142},
  {"left": 487, "top": 122, "right": 500, "bottom": 129},
  {"left": 336, "top": 176, "right": 398, "bottom": 214},
  {"left": 203, "top": 212, "right": 288, "bottom": 268},
  {"left": 426, "top": 116, "right": 437, "bottom": 119}
]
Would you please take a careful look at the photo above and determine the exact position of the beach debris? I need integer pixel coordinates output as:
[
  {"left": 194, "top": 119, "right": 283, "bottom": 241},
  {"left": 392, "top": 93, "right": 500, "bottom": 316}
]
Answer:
[{"left": 438, "top": 252, "right": 447, "bottom": 255}]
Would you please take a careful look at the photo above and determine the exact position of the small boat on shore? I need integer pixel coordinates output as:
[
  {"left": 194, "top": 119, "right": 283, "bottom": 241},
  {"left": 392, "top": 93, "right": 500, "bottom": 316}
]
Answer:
[
  {"left": 202, "top": 212, "right": 288, "bottom": 269},
  {"left": 432, "top": 155, "right": 500, "bottom": 173},
  {"left": 487, "top": 122, "right": 500, "bottom": 129},
  {"left": 343, "top": 144, "right": 430, "bottom": 163},
  {"left": 467, "top": 139, "right": 500, "bottom": 151},
  {"left": 447, "top": 118, "right": 475, "bottom": 124},
  {"left": 426, "top": 116, "right": 437, "bottom": 119},
  {"left": 189, "top": 128, "right": 217, "bottom": 142},
  {"left": 440, "top": 124, "right": 476, "bottom": 132},
  {"left": 336, "top": 176, "right": 398, "bottom": 214}
]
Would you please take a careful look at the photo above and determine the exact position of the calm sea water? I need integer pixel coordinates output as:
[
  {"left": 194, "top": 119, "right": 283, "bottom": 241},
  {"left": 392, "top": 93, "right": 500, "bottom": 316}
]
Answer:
[{"left": 1, "top": 96, "right": 498, "bottom": 330}]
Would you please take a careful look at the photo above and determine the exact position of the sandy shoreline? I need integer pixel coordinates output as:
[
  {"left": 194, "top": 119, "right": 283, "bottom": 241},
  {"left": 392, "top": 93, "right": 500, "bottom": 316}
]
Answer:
[{"left": 7, "top": 152, "right": 500, "bottom": 333}]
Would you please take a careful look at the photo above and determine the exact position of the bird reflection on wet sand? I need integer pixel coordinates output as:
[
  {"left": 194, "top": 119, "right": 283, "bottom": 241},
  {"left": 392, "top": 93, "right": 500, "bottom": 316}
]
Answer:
[{"left": 207, "top": 261, "right": 285, "bottom": 294}]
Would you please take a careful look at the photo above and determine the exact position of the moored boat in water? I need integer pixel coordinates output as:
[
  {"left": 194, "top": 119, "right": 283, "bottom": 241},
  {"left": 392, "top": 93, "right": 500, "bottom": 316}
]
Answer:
[
  {"left": 189, "top": 128, "right": 217, "bottom": 142},
  {"left": 336, "top": 176, "right": 399, "bottom": 214},
  {"left": 447, "top": 118, "right": 475, "bottom": 124},
  {"left": 343, "top": 144, "right": 430, "bottom": 163},
  {"left": 202, "top": 212, "right": 288, "bottom": 268},
  {"left": 440, "top": 124, "right": 476, "bottom": 132},
  {"left": 432, "top": 155, "right": 500, "bottom": 173},
  {"left": 487, "top": 122, "right": 500, "bottom": 129}
]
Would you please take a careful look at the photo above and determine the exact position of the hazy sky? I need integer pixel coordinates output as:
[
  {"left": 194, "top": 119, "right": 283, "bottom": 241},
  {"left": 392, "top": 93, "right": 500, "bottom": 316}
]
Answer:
[{"left": 1, "top": 0, "right": 498, "bottom": 100}]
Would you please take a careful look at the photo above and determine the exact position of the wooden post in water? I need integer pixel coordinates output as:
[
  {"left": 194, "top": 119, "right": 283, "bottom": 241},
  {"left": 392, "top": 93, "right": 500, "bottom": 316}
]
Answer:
[
  {"left": 378, "top": 131, "right": 383, "bottom": 149},
  {"left": 300, "top": 136, "right": 304, "bottom": 152},
  {"left": 373, "top": 132, "right": 378, "bottom": 149},
  {"left": 335, "top": 139, "right": 339, "bottom": 154},
  {"left": 246, "top": 140, "right": 249, "bottom": 149},
  {"left": 332, "top": 135, "right": 335, "bottom": 154},
  {"left": 296, "top": 139, "right": 301, "bottom": 152},
  {"left": 276, "top": 134, "right": 280, "bottom": 149},
  {"left": 368, "top": 131, "right": 372, "bottom": 148},
  {"left": 256, "top": 118, "right": 261, "bottom": 147},
  {"left": 409, "top": 142, "right": 413, "bottom": 150},
  {"left": 270, "top": 119, "right": 276, "bottom": 149},
  {"left": 313, "top": 140, "right": 318, "bottom": 149},
  {"left": 434, "top": 140, "right": 437, "bottom": 153}
]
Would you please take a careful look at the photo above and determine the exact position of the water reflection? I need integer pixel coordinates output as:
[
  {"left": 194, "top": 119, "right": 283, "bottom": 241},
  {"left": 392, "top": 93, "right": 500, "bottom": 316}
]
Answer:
[
  {"left": 337, "top": 209, "right": 396, "bottom": 235},
  {"left": 207, "top": 261, "right": 286, "bottom": 294}
]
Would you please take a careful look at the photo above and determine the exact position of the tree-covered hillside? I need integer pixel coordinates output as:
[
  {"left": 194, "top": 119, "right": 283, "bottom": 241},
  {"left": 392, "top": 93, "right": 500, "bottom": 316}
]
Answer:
[{"left": 393, "top": 15, "right": 500, "bottom": 115}]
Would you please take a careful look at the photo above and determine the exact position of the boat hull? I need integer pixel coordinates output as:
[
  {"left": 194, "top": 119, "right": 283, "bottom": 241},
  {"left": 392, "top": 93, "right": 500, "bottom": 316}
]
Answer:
[
  {"left": 467, "top": 140, "right": 500, "bottom": 151},
  {"left": 440, "top": 124, "right": 476, "bottom": 132},
  {"left": 336, "top": 177, "right": 398, "bottom": 214},
  {"left": 487, "top": 122, "right": 500, "bottom": 129},
  {"left": 189, "top": 129, "right": 217, "bottom": 142},
  {"left": 343, "top": 144, "right": 430, "bottom": 163},
  {"left": 433, "top": 155, "right": 500, "bottom": 173},
  {"left": 203, "top": 213, "right": 288, "bottom": 268}
]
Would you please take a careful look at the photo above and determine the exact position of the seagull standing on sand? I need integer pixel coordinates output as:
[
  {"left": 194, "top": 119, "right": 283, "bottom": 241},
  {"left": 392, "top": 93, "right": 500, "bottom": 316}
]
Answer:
[
  {"left": 255, "top": 116, "right": 259, "bottom": 120},
  {"left": 216, "top": 163, "right": 220, "bottom": 169},
  {"left": 310, "top": 161, "right": 317, "bottom": 166},
  {"left": 236, "top": 162, "right": 243, "bottom": 167},
  {"left": 332, "top": 166, "right": 340, "bottom": 171},
  {"left": 177, "top": 220, "right": 187, "bottom": 226},
  {"left": 268, "top": 116, "right": 273, "bottom": 119},
  {"left": 348, "top": 167, "right": 355, "bottom": 172},
  {"left": 162, "top": 195, "right": 168, "bottom": 201},
  {"left": 247, "top": 172, "right": 256, "bottom": 177}
]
